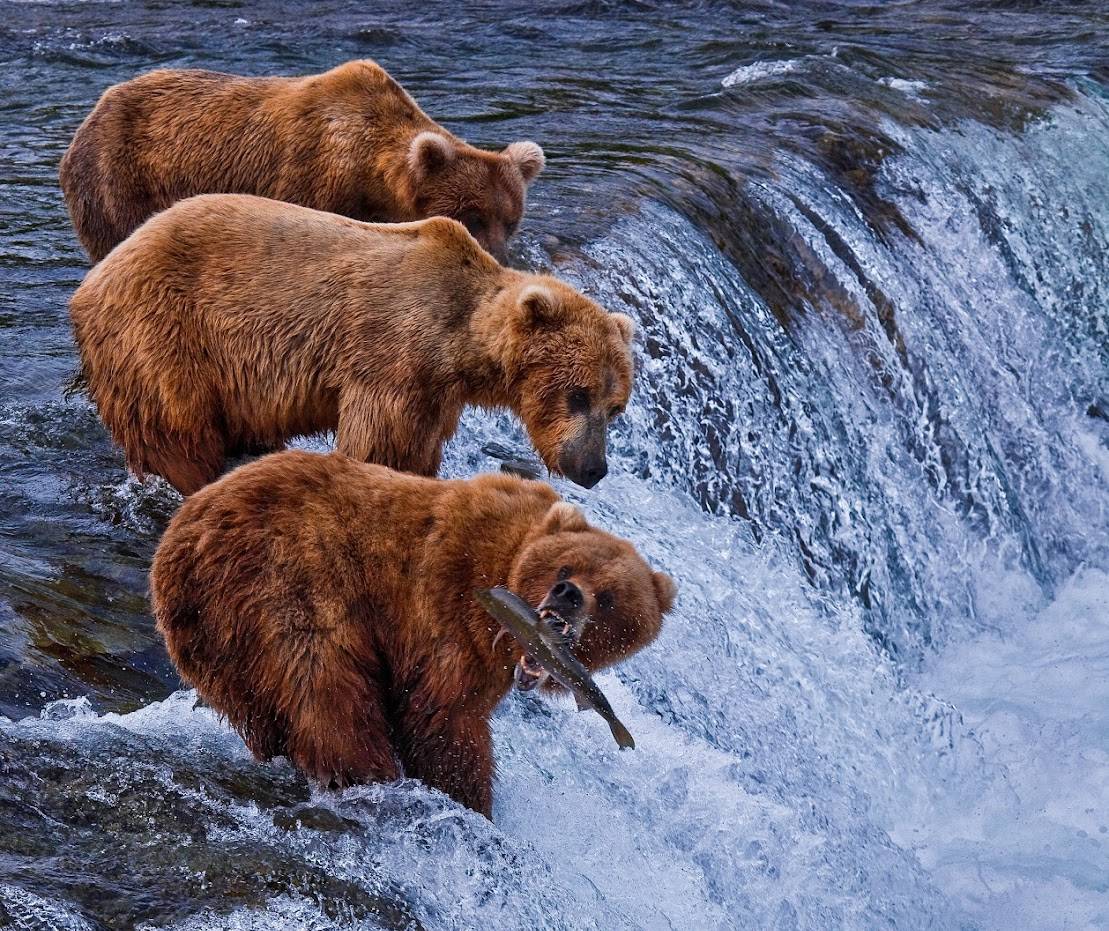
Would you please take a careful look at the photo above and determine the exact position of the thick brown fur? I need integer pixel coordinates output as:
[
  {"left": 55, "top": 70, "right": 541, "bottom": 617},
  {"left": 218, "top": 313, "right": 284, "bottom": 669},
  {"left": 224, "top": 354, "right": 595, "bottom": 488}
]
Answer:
[
  {"left": 59, "top": 60, "right": 544, "bottom": 262},
  {"left": 150, "top": 451, "right": 676, "bottom": 817},
  {"left": 69, "top": 193, "right": 635, "bottom": 495}
]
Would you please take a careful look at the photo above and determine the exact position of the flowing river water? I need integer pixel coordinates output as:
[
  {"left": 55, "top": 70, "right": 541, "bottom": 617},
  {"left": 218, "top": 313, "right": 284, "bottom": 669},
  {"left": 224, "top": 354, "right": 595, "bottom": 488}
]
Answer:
[{"left": 0, "top": 2, "right": 1107, "bottom": 928}]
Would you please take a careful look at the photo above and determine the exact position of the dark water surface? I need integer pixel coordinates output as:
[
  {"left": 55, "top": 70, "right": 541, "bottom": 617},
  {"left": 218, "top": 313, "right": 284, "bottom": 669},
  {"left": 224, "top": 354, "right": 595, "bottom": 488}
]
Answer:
[{"left": 1, "top": 2, "right": 1107, "bottom": 929}]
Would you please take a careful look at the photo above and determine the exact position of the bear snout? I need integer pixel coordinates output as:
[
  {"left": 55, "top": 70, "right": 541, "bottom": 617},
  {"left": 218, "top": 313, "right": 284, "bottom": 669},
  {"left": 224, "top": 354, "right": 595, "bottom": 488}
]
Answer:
[
  {"left": 483, "top": 234, "right": 509, "bottom": 264},
  {"left": 559, "top": 451, "right": 608, "bottom": 489},
  {"left": 539, "top": 579, "right": 587, "bottom": 643},
  {"left": 558, "top": 432, "right": 608, "bottom": 488},
  {"left": 546, "top": 579, "right": 584, "bottom": 612}
]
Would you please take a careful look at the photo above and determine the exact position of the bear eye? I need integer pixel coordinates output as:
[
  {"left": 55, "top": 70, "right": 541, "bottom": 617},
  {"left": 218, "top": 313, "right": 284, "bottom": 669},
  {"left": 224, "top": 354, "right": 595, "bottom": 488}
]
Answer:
[
  {"left": 609, "top": 404, "right": 625, "bottom": 419},
  {"left": 557, "top": 565, "right": 573, "bottom": 581},
  {"left": 567, "top": 388, "right": 590, "bottom": 415},
  {"left": 596, "top": 591, "right": 615, "bottom": 612}
]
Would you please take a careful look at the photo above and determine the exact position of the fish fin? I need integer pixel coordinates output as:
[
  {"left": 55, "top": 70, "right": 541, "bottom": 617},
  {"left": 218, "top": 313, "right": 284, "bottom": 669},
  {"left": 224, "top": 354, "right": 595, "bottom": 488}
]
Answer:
[{"left": 574, "top": 692, "right": 590, "bottom": 712}]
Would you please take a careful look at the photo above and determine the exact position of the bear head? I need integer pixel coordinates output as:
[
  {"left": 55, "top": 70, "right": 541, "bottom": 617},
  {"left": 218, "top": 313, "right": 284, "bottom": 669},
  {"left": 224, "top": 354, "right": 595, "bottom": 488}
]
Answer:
[
  {"left": 407, "top": 131, "right": 544, "bottom": 263},
  {"left": 505, "top": 501, "right": 676, "bottom": 690},
  {"left": 496, "top": 279, "right": 635, "bottom": 489}
]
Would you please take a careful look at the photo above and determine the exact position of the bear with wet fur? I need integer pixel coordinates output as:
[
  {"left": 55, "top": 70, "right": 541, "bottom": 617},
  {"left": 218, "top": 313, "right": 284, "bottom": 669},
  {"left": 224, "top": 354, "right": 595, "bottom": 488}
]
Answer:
[
  {"left": 69, "top": 193, "right": 634, "bottom": 495},
  {"left": 150, "top": 450, "right": 676, "bottom": 817},
  {"left": 59, "top": 59, "right": 544, "bottom": 263}
]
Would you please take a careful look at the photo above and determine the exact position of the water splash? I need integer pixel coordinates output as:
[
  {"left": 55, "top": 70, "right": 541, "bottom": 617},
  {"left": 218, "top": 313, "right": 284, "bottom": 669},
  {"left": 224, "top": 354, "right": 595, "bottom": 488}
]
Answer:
[{"left": 722, "top": 59, "right": 804, "bottom": 88}]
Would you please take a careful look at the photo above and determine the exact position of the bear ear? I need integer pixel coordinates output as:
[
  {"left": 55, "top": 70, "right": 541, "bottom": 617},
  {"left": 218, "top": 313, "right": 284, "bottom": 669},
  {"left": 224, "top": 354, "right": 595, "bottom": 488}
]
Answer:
[
  {"left": 541, "top": 501, "right": 590, "bottom": 535},
  {"left": 408, "top": 131, "right": 456, "bottom": 178},
  {"left": 517, "top": 284, "right": 565, "bottom": 329},
  {"left": 504, "top": 140, "right": 545, "bottom": 183},
  {"left": 611, "top": 312, "right": 636, "bottom": 345},
  {"left": 652, "top": 571, "right": 677, "bottom": 613}
]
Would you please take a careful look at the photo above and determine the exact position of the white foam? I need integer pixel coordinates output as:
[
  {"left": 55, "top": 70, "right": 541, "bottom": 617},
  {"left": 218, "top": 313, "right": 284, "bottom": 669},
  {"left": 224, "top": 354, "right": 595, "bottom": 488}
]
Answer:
[
  {"left": 0, "top": 884, "right": 96, "bottom": 931},
  {"left": 721, "top": 59, "right": 801, "bottom": 88},
  {"left": 879, "top": 76, "right": 929, "bottom": 97},
  {"left": 908, "top": 568, "right": 1109, "bottom": 930},
  {"left": 140, "top": 895, "right": 388, "bottom": 931}
]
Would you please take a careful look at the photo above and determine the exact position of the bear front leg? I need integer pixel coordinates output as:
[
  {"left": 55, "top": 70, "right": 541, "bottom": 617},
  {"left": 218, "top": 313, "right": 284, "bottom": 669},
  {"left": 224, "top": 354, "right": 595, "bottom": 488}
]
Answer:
[
  {"left": 336, "top": 384, "right": 444, "bottom": 476},
  {"left": 395, "top": 707, "right": 494, "bottom": 817},
  {"left": 283, "top": 647, "right": 401, "bottom": 790}
]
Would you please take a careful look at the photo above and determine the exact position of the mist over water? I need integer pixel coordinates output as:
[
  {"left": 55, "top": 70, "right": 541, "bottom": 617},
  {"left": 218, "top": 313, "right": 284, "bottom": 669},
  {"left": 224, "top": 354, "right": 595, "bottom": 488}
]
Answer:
[{"left": 1, "top": 2, "right": 1107, "bottom": 929}]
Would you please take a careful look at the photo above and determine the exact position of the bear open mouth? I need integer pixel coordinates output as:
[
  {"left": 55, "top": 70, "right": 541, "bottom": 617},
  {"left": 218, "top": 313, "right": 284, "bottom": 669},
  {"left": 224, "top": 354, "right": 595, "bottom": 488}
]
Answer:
[
  {"left": 513, "top": 653, "right": 548, "bottom": 691},
  {"left": 539, "top": 605, "right": 576, "bottom": 641},
  {"left": 512, "top": 606, "right": 576, "bottom": 691}
]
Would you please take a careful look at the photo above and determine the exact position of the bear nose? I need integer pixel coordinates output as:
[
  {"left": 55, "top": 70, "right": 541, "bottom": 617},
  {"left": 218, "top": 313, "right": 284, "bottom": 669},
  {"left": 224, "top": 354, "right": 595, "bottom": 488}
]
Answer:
[
  {"left": 579, "top": 461, "right": 607, "bottom": 489},
  {"left": 550, "top": 580, "right": 584, "bottom": 611}
]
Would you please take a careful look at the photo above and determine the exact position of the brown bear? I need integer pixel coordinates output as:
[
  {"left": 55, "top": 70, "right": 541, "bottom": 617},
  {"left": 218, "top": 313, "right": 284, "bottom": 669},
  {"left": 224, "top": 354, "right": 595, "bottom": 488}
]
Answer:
[
  {"left": 59, "top": 59, "right": 544, "bottom": 263},
  {"left": 69, "top": 193, "right": 635, "bottom": 495},
  {"left": 150, "top": 450, "right": 676, "bottom": 817}
]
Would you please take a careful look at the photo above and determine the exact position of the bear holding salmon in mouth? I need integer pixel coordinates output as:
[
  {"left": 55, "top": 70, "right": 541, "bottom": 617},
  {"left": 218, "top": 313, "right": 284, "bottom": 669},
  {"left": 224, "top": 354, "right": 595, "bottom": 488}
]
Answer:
[{"left": 151, "top": 451, "right": 676, "bottom": 818}]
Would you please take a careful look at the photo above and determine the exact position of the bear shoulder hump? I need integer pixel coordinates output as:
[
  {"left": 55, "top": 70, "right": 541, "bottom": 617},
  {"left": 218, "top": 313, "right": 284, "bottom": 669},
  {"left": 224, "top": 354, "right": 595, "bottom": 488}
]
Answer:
[
  {"left": 317, "top": 59, "right": 392, "bottom": 96},
  {"left": 417, "top": 215, "right": 473, "bottom": 248}
]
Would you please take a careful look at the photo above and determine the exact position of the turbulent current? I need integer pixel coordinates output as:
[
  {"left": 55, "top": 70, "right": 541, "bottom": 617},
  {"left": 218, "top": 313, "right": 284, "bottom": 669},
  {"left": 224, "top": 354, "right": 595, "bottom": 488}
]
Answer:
[{"left": 1, "top": 2, "right": 1107, "bottom": 929}]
